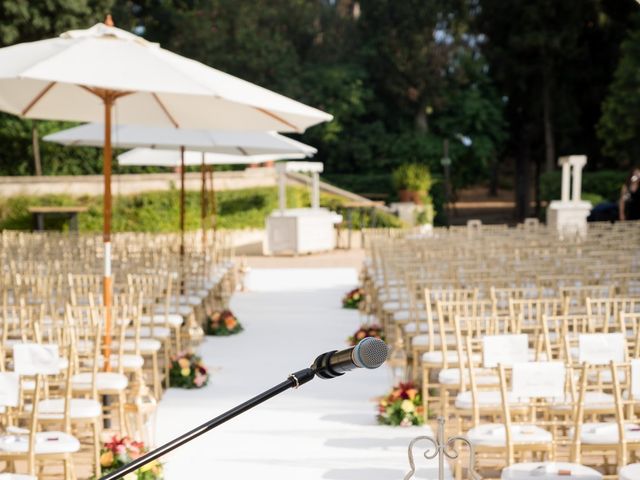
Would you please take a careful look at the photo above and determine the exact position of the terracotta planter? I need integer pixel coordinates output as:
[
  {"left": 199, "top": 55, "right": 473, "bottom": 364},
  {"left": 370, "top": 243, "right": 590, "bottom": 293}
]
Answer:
[{"left": 399, "top": 190, "right": 423, "bottom": 205}]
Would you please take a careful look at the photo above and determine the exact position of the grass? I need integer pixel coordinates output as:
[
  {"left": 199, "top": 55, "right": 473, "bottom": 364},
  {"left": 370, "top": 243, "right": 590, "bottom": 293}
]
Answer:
[{"left": 0, "top": 186, "right": 402, "bottom": 232}]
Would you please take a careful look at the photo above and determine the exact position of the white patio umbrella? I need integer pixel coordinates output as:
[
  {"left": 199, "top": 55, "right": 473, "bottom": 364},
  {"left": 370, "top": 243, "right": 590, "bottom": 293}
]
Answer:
[
  {"left": 117, "top": 148, "right": 308, "bottom": 167},
  {"left": 44, "top": 123, "right": 317, "bottom": 156},
  {"left": 45, "top": 124, "right": 316, "bottom": 252},
  {"left": 118, "top": 148, "right": 309, "bottom": 245},
  {"left": 0, "top": 19, "right": 332, "bottom": 366}
]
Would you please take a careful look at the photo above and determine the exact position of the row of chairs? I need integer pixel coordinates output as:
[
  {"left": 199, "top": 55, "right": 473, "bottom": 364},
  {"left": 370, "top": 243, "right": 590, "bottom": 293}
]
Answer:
[
  {"left": 362, "top": 220, "right": 640, "bottom": 479},
  {"left": 0, "top": 231, "right": 238, "bottom": 478}
]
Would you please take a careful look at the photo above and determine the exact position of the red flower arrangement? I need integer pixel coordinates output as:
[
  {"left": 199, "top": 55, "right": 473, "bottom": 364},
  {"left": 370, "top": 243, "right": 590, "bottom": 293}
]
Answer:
[
  {"left": 205, "top": 309, "right": 243, "bottom": 336},
  {"left": 377, "top": 381, "right": 424, "bottom": 427},
  {"left": 342, "top": 287, "right": 365, "bottom": 309},
  {"left": 98, "top": 435, "right": 162, "bottom": 479},
  {"left": 169, "top": 352, "right": 209, "bottom": 389},
  {"left": 347, "top": 323, "right": 385, "bottom": 347}
]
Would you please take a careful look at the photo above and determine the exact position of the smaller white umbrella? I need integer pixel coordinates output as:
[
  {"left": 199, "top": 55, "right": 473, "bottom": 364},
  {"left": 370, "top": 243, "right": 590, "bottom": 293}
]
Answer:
[
  {"left": 44, "top": 123, "right": 317, "bottom": 156},
  {"left": 118, "top": 148, "right": 310, "bottom": 241},
  {"left": 117, "top": 148, "right": 307, "bottom": 166}
]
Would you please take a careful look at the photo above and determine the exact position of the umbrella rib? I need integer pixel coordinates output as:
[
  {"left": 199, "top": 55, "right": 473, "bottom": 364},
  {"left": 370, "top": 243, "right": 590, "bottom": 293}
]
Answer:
[
  {"left": 254, "top": 107, "right": 300, "bottom": 133},
  {"left": 152, "top": 93, "right": 179, "bottom": 128},
  {"left": 21, "top": 81, "right": 56, "bottom": 116}
]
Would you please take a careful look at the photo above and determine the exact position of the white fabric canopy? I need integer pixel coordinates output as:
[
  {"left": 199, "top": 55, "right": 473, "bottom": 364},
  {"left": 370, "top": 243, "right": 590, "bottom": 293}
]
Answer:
[
  {"left": 117, "top": 148, "right": 307, "bottom": 167},
  {"left": 44, "top": 123, "right": 317, "bottom": 156},
  {"left": 0, "top": 23, "right": 332, "bottom": 132}
]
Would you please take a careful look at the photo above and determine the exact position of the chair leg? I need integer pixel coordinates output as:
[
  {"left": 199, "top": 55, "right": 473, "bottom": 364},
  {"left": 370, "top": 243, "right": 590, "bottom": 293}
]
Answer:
[
  {"left": 118, "top": 391, "right": 128, "bottom": 436},
  {"left": 152, "top": 352, "right": 161, "bottom": 400},
  {"left": 173, "top": 325, "right": 182, "bottom": 353},
  {"left": 422, "top": 367, "right": 430, "bottom": 422},
  {"left": 93, "top": 421, "right": 102, "bottom": 478}
]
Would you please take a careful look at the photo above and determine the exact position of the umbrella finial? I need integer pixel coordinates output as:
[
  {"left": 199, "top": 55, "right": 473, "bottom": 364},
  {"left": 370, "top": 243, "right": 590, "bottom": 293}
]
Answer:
[{"left": 105, "top": 14, "right": 114, "bottom": 26}]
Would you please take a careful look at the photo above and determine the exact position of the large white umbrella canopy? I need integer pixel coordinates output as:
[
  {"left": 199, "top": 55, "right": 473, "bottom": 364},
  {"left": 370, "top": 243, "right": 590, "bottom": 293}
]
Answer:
[
  {"left": 44, "top": 123, "right": 318, "bottom": 156},
  {"left": 0, "top": 19, "right": 332, "bottom": 367},
  {"left": 117, "top": 148, "right": 309, "bottom": 250},
  {"left": 0, "top": 23, "right": 332, "bottom": 131}
]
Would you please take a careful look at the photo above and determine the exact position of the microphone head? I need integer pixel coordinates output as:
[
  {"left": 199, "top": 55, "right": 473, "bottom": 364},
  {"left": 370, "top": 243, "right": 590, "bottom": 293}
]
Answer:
[{"left": 352, "top": 337, "right": 389, "bottom": 369}]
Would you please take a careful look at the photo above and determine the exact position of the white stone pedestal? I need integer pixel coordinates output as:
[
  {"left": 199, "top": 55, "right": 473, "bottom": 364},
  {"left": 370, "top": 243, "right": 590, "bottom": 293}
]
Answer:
[
  {"left": 547, "top": 200, "right": 592, "bottom": 238},
  {"left": 266, "top": 208, "right": 342, "bottom": 255},
  {"left": 390, "top": 202, "right": 425, "bottom": 226}
]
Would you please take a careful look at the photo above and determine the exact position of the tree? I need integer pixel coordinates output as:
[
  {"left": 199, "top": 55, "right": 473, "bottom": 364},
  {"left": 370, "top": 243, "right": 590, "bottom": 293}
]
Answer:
[
  {"left": 358, "top": 0, "right": 465, "bottom": 133},
  {"left": 474, "top": 0, "right": 636, "bottom": 219},
  {"left": 0, "top": 0, "right": 113, "bottom": 46},
  {"left": 0, "top": 0, "right": 114, "bottom": 175},
  {"left": 598, "top": 17, "right": 640, "bottom": 169}
]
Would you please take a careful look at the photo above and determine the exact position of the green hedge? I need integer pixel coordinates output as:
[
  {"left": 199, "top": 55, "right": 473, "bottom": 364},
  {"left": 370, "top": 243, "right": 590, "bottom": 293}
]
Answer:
[
  {"left": 0, "top": 186, "right": 402, "bottom": 232},
  {"left": 540, "top": 170, "right": 626, "bottom": 203}
]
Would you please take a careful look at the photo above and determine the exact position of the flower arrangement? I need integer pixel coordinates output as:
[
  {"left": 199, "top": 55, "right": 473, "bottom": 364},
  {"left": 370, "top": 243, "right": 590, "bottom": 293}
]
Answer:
[
  {"left": 169, "top": 352, "right": 209, "bottom": 389},
  {"left": 205, "top": 309, "right": 243, "bottom": 336},
  {"left": 377, "top": 382, "right": 424, "bottom": 427},
  {"left": 98, "top": 435, "right": 162, "bottom": 480},
  {"left": 342, "top": 287, "right": 365, "bottom": 309},
  {"left": 348, "top": 323, "right": 385, "bottom": 347}
]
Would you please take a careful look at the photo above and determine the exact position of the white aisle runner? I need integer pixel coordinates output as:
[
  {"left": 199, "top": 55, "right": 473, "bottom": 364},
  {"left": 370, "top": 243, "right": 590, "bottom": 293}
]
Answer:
[{"left": 156, "top": 268, "right": 446, "bottom": 480}]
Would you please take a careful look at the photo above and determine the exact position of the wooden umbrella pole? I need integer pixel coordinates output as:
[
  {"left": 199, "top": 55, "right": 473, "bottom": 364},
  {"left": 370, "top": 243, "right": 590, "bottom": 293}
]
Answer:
[
  {"left": 200, "top": 153, "right": 207, "bottom": 250},
  {"left": 180, "top": 146, "right": 186, "bottom": 256},
  {"left": 102, "top": 94, "right": 113, "bottom": 372},
  {"left": 210, "top": 165, "right": 217, "bottom": 233}
]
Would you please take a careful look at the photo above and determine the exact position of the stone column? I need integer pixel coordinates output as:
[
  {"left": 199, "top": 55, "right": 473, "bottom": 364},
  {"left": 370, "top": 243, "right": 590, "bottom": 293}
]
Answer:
[
  {"left": 569, "top": 155, "right": 587, "bottom": 203},
  {"left": 278, "top": 169, "right": 286, "bottom": 213},
  {"left": 559, "top": 156, "right": 571, "bottom": 203},
  {"left": 311, "top": 172, "right": 320, "bottom": 209}
]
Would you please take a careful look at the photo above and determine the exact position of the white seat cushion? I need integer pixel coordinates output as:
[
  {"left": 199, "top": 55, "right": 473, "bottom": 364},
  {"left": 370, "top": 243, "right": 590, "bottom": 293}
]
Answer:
[
  {"left": 413, "top": 334, "right": 455, "bottom": 347},
  {"left": 155, "top": 305, "right": 192, "bottom": 317},
  {"left": 0, "top": 431, "right": 80, "bottom": 454},
  {"left": 422, "top": 351, "right": 479, "bottom": 365},
  {"left": 467, "top": 423, "right": 551, "bottom": 447},
  {"left": 0, "top": 474, "right": 38, "bottom": 480},
  {"left": 455, "top": 391, "right": 528, "bottom": 410},
  {"left": 394, "top": 309, "right": 427, "bottom": 323},
  {"left": 579, "top": 422, "right": 640, "bottom": 444},
  {"left": 141, "top": 314, "right": 183, "bottom": 327},
  {"left": 404, "top": 323, "right": 431, "bottom": 334},
  {"left": 438, "top": 368, "right": 498, "bottom": 386},
  {"left": 113, "top": 339, "right": 161, "bottom": 353},
  {"left": 72, "top": 372, "right": 128, "bottom": 392},
  {"left": 587, "top": 369, "right": 626, "bottom": 383},
  {"left": 31, "top": 398, "right": 101, "bottom": 420},
  {"left": 100, "top": 354, "right": 144, "bottom": 369},
  {"left": 382, "top": 301, "right": 404, "bottom": 312},
  {"left": 137, "top": 326, "right": 171, "bottom": 339},
  {"left": 620, "top": 463, "right": 640, "bottom": 480},
  {"left": 501, "top": 462, "right": 603, "bottom": 479},
  {"left": 549, "top": 392, "right": 614, "bottom": 411},
  {"left": 179, "top": 295, "right": 202, "bottom": 306}
]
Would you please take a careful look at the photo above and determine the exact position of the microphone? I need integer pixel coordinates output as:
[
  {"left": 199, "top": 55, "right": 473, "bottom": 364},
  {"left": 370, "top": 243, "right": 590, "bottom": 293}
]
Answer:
[{"left": 311, "top": 337, "right": 389, "bottom": 379}]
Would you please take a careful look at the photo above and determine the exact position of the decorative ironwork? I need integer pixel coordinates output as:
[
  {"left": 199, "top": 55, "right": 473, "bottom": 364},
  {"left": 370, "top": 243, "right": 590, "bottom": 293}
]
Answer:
[{"left": 403, "top": 417, "right": 480, "bottom": 480}]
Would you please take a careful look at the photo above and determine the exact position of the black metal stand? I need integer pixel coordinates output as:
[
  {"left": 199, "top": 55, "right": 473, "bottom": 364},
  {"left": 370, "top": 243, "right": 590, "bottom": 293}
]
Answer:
[{"left": 99, "top": 368, "right": 316, "bottom": 480}]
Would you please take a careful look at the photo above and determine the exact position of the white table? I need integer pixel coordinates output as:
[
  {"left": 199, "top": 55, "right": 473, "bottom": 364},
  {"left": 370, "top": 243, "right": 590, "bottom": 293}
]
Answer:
[
  {"left": 502, "top": 462, "right": 602, "bottom": 480},
  {"left": 266, "top": 208, "right": 342, "bottom": 255}
]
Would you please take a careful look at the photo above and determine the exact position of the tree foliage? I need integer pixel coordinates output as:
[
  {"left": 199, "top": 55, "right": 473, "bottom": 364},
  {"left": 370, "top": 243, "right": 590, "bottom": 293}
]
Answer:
[
  {"left": 0, "top": 0, "right": 635, "bottom": 218},
  {"left": 598, "top": 17, "right": 640, "bottom": 168}
]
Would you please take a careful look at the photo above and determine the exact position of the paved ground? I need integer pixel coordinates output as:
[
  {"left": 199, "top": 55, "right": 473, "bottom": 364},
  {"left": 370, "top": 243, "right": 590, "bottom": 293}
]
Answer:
[{"left": 155, "top": 267, "right": 448, "bottom": 480}]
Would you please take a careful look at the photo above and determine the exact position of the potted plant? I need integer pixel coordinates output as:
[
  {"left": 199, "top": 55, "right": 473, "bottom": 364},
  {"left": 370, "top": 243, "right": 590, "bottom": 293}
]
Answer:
[{"left": 392, "top": 163, "right": 433, "bottom": 204}]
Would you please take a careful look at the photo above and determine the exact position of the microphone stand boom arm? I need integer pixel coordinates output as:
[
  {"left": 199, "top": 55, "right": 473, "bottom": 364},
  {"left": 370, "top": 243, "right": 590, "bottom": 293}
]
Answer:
[{"left": 99, "top": 368, "right": 316, "bottom": 480}]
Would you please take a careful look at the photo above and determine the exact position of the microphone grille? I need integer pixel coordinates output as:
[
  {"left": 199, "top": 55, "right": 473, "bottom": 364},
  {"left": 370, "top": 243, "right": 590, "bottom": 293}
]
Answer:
[{"left": 353, "top": 337, "right": 389, "bottom": 369}]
